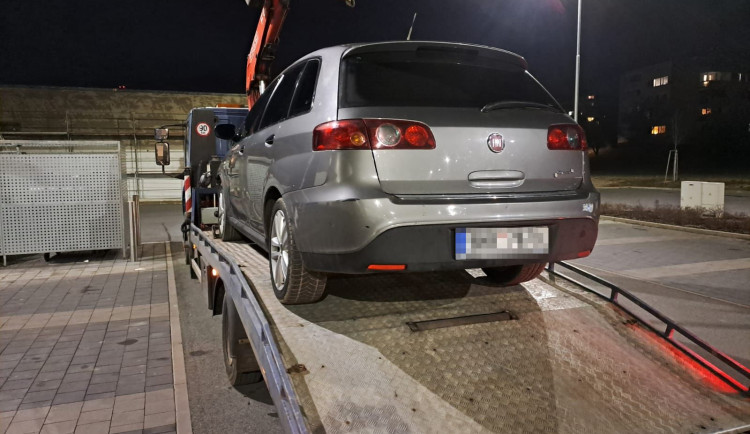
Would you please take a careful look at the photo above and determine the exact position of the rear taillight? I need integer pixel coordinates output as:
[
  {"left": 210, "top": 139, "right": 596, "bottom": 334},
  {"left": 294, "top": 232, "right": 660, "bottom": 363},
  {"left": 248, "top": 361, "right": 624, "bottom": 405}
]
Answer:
[
  {"left": 313, "top": 120, "right": 369, "bottom": 151},
  {"left": 547, "top": 124, "right": 587, "bottom": 150},
  {"left": 313, "top": 119, "right": 436, "bottom": 151},
  {"left": 364, "top": 119, "right": 436, "bottom": 150}
]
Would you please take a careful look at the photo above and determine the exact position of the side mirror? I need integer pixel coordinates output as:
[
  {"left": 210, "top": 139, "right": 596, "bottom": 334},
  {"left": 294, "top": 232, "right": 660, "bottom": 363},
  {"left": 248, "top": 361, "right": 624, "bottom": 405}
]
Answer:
[
  {"left": 155, "top": 142, "right": 170, "bottom": 166},
  {"left": 215, "top": 124, "right": 238, "bottom": 141},
  {"left": 154, "top": 128, "right": 169, "bottom": 141}
]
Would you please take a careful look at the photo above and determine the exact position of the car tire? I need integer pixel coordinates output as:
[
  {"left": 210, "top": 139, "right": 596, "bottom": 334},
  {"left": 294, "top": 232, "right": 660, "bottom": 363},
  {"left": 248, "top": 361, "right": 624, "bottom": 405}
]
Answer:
[
  {"left": 222, "top": 295, "right": 263, "bottom": 386},
  {"left": 268, "top": 199, "right": 327, "bottom": 304},
  {"left": 482, "top": 263, "right": 546, "bottom": 286},
  {"left": 219, "top": 190, "right": 242, "bottom": 241}
]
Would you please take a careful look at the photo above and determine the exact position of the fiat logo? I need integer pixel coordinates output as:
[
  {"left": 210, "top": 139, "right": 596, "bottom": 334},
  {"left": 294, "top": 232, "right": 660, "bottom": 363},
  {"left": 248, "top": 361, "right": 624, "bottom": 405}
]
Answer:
[{"left": 487, "top": 133, "right": 504, "bottom": 153}]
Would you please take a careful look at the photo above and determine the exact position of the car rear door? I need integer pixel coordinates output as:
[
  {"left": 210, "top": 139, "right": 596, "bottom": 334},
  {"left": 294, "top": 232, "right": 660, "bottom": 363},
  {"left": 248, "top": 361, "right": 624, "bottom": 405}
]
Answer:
[
  {"left": 243, "top": 62, "right": 306, "bottom": 233},
  {"left": 337, "top": 45, "right": 585, "bottom": 196}
]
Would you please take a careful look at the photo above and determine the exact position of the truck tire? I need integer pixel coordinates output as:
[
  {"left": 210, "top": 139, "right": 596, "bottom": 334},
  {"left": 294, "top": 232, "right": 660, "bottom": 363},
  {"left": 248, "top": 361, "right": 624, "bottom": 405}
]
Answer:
[
  {"left": 222, "top": 295, "right": 263, "bottom": 386},
  {"left": 219, "top": 190, "right": 242, "bottom": 241},
  {"left": 268, "top": 199, "right": 327, "bottom": 304},
  {"left": 482, "top": 263, "right": 546, "bottom": 286}
]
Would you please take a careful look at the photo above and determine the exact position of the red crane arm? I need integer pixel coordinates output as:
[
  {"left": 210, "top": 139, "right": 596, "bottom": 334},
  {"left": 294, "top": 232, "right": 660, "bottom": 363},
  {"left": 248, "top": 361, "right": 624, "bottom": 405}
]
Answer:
[
  {"left": 245, "top": 0, "right": 289, "bottom": 108},
  {"left": 245, "top": 0, "right": 354, "bottom": 109}
]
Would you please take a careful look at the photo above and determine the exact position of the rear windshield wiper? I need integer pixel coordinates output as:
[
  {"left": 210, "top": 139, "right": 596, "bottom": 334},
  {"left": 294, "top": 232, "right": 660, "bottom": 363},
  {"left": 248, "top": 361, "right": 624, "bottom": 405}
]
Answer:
[{"left": 481, "top": 100, "right": 562, "bottom": 113}]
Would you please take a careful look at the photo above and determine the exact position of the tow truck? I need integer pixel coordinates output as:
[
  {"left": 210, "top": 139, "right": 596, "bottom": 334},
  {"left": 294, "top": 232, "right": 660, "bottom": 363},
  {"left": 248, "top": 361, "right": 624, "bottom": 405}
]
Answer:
[
  {"left": 173, "top": 1, "right": 750, "bottom": 432},
  {"left": 154, "top": 106, "right": 247, "bottom": 265}
]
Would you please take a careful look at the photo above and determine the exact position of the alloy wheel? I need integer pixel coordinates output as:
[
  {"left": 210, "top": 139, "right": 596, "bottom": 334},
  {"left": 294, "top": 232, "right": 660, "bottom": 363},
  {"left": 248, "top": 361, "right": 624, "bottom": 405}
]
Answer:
[{"left": 270, "top": 210, "right": 289, "bottom": 288}]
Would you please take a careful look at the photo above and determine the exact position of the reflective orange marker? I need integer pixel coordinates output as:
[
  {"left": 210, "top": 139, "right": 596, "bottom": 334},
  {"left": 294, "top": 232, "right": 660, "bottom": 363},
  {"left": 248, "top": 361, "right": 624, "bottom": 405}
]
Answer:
[{"left": 367, "top": 264, "right": 406, "bottom": 271}]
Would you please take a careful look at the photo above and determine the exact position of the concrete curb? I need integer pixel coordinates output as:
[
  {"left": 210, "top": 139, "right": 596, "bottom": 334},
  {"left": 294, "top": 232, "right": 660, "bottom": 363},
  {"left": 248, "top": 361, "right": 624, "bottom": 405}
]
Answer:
[
  {"left": 166, "top": 242, "right": 193, "bottom": 434},
  {"left": 600, "top": 215, "right": 750, "bottom": 240}
]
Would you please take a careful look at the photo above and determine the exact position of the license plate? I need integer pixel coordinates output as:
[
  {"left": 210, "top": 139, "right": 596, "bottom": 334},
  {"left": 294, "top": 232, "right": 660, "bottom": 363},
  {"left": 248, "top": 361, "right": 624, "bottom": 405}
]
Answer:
[{"left": 455, "top": 227, "right": 549, "bottom": 260}]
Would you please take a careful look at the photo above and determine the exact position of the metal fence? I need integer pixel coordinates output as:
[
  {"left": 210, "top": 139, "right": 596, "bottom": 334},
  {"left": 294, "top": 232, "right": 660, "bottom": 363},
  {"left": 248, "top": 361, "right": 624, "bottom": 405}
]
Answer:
[
  {"left": 0, "top": 140, "right": 128, "bottom": 264},
  {"left": 1, "top": 110, "right": 187, "bottom": 201}
]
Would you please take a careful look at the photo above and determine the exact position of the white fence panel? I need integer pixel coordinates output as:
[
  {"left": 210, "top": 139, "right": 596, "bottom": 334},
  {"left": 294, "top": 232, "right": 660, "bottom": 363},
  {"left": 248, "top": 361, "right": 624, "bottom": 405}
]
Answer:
[{"left": 0, "top": 140, "right": 126, "bottom": 263}]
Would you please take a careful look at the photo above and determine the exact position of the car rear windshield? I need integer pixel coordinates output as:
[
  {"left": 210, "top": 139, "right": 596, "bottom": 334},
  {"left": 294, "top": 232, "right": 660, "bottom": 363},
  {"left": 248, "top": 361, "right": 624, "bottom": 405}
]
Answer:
[{"left": 339, "top": 48, "right": 560, "bottom": 110}]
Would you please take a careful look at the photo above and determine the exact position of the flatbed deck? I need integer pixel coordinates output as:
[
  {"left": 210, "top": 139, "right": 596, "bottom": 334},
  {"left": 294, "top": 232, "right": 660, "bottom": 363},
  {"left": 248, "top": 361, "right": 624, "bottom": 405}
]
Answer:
[{"left": 195, "top": 229, "right": 750, "bottom": 433}]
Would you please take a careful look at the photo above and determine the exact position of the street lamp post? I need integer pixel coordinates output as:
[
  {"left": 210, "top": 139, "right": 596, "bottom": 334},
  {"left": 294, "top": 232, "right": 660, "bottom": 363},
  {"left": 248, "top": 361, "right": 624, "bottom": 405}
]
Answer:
[{"left": 573, "top": 0, "right": 582, "bottom": 123}]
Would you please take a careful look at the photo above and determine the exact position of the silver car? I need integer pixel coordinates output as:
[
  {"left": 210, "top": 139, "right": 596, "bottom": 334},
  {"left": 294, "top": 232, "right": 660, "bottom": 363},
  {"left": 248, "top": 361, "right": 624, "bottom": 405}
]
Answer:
[{"left": 216, "top": 41, "right": 599, "bottom": 304}]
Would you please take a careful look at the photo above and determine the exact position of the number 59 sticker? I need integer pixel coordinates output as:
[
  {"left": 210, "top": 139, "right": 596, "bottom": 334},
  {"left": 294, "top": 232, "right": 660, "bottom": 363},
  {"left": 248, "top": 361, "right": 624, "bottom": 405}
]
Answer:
[{"left": 196, "top": 122, "right": 211, "bottom": 137}]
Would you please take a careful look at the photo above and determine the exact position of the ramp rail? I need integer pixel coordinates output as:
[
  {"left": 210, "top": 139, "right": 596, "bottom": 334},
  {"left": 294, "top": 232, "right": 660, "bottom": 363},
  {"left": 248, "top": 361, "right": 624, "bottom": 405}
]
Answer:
[
  {"left": 190, "top": 224, "right": 308, "bottom": 434},
  {"left": 547, "top": 261, "right": 750, "bottom": 396}
]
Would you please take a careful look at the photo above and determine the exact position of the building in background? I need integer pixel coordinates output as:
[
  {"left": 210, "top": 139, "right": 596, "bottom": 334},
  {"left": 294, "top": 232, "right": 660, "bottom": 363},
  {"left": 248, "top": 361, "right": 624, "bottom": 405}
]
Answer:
[{"left": 618, "top": 59, "right": 750, "bottom": 150}]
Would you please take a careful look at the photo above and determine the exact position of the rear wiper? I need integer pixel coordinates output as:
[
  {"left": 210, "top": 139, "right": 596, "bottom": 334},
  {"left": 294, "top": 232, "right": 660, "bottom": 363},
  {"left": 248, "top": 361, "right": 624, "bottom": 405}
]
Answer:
[{"left": 481, "top": 100, "right": 562, "bottom": 113}]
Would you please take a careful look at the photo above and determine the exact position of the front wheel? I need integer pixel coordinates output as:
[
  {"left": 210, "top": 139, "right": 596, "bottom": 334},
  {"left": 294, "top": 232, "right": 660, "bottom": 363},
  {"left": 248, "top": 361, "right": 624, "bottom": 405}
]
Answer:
[
  {"left": 482, "top": 263, "right": 546, "bottom": 286},
  {"left": 268, "top": 199, "right": 327, "bottom": 304}
]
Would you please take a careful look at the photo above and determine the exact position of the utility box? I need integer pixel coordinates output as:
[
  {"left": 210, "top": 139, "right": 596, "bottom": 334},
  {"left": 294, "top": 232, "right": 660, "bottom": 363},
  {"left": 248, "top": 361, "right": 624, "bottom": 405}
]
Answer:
[{"left": 681, "top": 181, "right": 725, "bottom": 216}]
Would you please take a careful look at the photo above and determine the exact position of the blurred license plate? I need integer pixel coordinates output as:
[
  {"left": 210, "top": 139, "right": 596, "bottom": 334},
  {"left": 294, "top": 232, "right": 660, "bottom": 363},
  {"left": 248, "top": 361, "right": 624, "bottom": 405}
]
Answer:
[{"left": 455, "top": 227, "right": 549, "bottom": 260}]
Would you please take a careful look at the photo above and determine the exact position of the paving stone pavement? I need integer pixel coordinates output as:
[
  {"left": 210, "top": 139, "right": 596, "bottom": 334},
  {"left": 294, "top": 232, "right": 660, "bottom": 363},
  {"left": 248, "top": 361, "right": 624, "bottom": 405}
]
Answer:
[{"left": 0, "top": 245, "right": 179, "bottom": 434}]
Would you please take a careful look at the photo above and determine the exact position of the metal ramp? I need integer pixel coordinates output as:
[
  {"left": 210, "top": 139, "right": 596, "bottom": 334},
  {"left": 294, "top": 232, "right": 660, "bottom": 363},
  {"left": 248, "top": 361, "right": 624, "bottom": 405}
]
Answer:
[{"left": 192, "top": 227, "right": 750, "bottom": 433}]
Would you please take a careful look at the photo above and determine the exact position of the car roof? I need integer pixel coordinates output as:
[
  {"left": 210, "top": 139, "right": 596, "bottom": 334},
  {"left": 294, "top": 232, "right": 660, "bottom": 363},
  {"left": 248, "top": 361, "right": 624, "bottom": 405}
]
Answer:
[{"left": 298, "top": 41, "right": 528, "bottom": 70}]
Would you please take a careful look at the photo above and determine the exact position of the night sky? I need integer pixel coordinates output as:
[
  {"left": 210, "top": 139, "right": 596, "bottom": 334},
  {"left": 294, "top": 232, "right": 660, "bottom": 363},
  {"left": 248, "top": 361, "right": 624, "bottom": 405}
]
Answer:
[{"left": 1, "top": 0, "right": 749, "bottom": 109}]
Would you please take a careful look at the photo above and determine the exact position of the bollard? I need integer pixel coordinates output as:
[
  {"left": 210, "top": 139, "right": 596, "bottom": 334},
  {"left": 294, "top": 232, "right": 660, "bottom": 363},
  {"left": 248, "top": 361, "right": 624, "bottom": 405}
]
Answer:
[{"left": 129, "top": 195, "right": 141, "bottom": 261}]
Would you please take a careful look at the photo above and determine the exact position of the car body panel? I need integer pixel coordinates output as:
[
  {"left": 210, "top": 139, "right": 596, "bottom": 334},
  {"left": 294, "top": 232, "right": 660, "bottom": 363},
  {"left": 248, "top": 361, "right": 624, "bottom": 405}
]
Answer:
[
  {"left": 337, "top": 107, "right": 583, "bottom": 194},
  {"left": 219, "top": 40, "right": 599, "bottom": 274}
]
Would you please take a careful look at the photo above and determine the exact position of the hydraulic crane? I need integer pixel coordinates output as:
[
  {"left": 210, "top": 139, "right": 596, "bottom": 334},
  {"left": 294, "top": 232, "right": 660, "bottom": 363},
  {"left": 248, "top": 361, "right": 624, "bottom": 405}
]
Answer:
[{"left": 244, "top": 0, "right": 354, "bottom": 108}]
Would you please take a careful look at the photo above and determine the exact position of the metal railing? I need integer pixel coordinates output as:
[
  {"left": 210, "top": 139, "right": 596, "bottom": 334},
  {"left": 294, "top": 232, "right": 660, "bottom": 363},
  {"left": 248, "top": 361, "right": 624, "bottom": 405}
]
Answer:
[{"left": 546, "top": 261, "right": 750, "bottom": 395}]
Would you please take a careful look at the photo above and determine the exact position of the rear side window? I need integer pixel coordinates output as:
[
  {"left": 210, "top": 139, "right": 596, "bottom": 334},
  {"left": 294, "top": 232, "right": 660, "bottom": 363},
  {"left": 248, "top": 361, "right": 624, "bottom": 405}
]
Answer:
[
  {"left": 260, "top": 63, "right": 305, "bottom": 129},
  {"left": 289, "top": 59, "right": 320, "bottom": 117},
  {"left": 340, "top": 49, "right": 560, "bottom": 109}
]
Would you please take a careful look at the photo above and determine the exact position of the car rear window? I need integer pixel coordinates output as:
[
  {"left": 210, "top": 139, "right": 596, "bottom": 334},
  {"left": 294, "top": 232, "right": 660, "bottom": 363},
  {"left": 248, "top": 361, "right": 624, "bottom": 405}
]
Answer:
[{"left": 340, "top": 49, "right": 560, "bottom": 110}]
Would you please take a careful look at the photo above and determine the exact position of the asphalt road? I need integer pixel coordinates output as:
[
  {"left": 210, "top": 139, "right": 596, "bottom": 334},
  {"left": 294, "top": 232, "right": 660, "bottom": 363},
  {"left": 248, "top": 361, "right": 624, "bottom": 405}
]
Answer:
[
  {"left": 571, "top": 219, "right": 750, "bottom": 367},
  {"left": 171, "top": 242, "right": 284, "bottom": 434},
  {"left": 140, "top": 203, "right": 184, "bottom": 244}
]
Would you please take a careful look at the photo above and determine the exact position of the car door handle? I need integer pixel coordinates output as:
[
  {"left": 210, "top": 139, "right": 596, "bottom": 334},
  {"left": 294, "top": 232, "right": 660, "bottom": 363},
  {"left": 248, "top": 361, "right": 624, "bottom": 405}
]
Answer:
[{"left": 265, "top": 135, "right": 275, "bottom": 146}]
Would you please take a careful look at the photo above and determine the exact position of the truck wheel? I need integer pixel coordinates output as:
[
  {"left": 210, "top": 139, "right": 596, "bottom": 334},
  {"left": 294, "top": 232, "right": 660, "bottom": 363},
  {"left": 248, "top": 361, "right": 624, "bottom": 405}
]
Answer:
[
  {"left": 222, "top": 295, "right": 263, "bottom": 386},
  {"left": 268, "top": 199, "right": 327, "bottom": 304},
  {"left": 482, "top": 263, "right": 546, "bottom": 286},
  {"left": 219, "top": 191, "right": 242, "bottom": 241}
]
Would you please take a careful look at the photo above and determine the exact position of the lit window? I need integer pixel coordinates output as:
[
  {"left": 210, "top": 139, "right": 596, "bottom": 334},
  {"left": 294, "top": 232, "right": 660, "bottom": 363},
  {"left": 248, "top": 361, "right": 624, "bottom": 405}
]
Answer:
[
  {"left": 587, "top": 117, "right": 595, "bottom": 122},
  {"left": 651, "top": 125, "right": 666, "bottom": 135},
  {"left": 702, "top": 72, "right": 716, "bottom": 86},
  {"left": 587, "top": 95, "right": 595, "bottom": 100},
  {"left": 701, "top": 108, "right": 711, "bottom": 115},
  {"left": 653, "top": 76, "right": 669, "bottom": 87}
]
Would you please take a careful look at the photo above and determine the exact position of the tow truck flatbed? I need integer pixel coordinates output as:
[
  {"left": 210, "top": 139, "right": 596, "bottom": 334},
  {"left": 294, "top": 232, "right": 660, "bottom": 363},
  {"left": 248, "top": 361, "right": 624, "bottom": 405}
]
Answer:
[{"left": 190, "top": 226, "right": 750, "bottom": 433}]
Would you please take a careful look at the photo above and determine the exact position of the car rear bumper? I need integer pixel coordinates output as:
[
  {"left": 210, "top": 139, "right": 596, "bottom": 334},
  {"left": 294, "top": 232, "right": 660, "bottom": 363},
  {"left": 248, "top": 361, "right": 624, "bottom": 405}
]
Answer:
[
  {"left": 283, "top": 186, "right": 600, "bottom": 273},
  {"left": 300, "top": 217, "right": 598, "bottom": 273}
]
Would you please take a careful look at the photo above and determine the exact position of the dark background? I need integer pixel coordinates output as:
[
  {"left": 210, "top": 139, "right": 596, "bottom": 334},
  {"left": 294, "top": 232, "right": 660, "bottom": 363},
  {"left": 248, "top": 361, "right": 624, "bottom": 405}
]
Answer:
[
  {"left": 1, "top": 0, "right": 749, "bottom": 103},
  {"left": 2, "top": 0, "right": 750, "bottom": 174}
]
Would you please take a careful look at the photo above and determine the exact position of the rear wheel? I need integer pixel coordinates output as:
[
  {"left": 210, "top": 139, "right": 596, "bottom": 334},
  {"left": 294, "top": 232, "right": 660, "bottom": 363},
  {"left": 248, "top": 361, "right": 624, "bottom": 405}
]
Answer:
[
  {"left": 268, "top": 199, "right": 327, "bottom": 304},
  {"left": 482, "top": 263, "right": 546, "bottom": 286},
  {"left": 218, "top": 190, "right": 242, "bottom": 241},
  {"left": 222, "top": 295, "right": 263, "bottom": 386}
]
